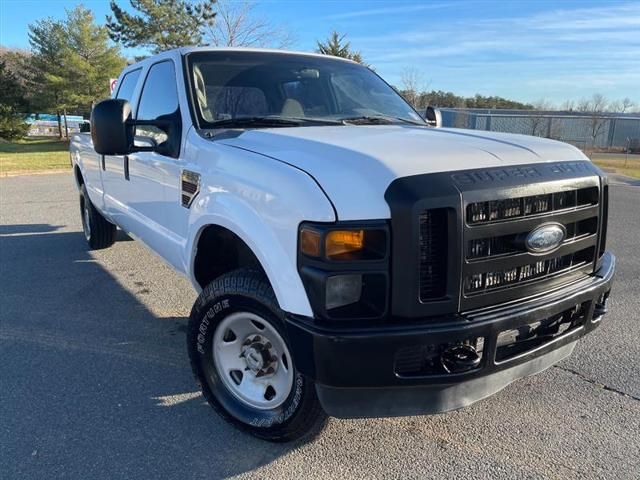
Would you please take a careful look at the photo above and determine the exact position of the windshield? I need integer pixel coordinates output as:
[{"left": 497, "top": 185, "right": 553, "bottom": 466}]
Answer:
[{"left": 186, "top": 51, "right": 425, "bottom": 128}]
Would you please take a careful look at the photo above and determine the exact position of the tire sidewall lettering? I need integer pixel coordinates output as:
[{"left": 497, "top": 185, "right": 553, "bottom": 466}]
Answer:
[
  {"left": 196, "top": 299, "right": 230, "bottom": 354},
  {"left": 248, "top": 375, "right": 304, "bottom": 427}
]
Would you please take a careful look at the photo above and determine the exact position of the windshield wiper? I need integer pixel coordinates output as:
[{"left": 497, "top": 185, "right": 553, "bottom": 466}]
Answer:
[
  {"left": 210, "top": 116, "right": 303, "bottom": 128},
  {"left": 209, "top": 116, "right": 343, "bottom": 129},
  {"left": 341, "top": 114, "right": 425, "bottom": 126}
]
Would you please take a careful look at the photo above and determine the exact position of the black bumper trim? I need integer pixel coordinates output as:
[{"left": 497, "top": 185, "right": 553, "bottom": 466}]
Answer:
[
  {"left": 284, "top": 252, "right": 614, "bottom": 417},
  {"left": 316, "top": 341, "right": 576, "bottom": 418}
]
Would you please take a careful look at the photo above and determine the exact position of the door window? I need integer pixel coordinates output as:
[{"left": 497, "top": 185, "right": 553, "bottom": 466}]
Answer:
[
  {"left": 136, "top": 61, "right": 181, "bottom": 157},
  {"left": 116, "top": 69, "right": 142, "bottom": 103}
]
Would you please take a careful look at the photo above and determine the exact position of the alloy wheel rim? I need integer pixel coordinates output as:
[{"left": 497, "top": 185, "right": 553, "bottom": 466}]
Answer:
[{"left": 213, "top": 311, "right": 294, "bottom": 410}]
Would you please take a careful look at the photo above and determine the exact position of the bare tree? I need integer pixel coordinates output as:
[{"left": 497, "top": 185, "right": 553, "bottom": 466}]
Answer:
[
  {"left": 576, "top": 98, "right": 591, "bottom": 112},
  {"left": 205, "top": 0, "right": 294, "bottom": 48},
  {"left": 400, "top": 67, "right": 429, "bottom": 109},
  {"left": 621, "top": 97, "right": 634, "bottom": 113},
  {"left": 561, "top": 99, "right": 575, "bottom": 112},
  {"left": 579, "top": 94, "right": 609, "bottom": 148},
  {"left": 549, "top": 118, "right": 564, "bottom": 140},
  {"left": 529, "top": 99, "right": 552, "bottom": 136}
]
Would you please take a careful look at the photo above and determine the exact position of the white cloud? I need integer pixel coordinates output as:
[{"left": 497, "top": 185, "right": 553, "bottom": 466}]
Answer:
[
  {"left": 353, "top": 2, "right": 640, "bottom": 102},
  {"left": 321, "top": 3, "right": 450, "bottom": 21}
]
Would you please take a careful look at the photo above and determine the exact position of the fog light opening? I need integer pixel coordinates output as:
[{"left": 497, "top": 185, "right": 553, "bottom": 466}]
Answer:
[
  {"left": 440, "top": 344, "right": 481, "bottom": 374},
  {"left": 325, "top": 274, "right": 362, "bottom": 310}
]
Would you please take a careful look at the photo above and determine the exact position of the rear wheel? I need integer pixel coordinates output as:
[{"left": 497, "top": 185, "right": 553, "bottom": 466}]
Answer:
[
  {"left": 79, "top": 184, "right": 116, "bottom": 250},
  {"left": 187, "top": 269, "right": 327, "bottom": 442}
]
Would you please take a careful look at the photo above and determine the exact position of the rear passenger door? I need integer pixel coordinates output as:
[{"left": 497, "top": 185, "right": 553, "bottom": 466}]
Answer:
[{"left": 101, "top": 68, "right": 142, "bottom": 231}]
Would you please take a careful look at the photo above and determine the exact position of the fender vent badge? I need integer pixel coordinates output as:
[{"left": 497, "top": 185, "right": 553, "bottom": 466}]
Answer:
[{"left": 181, "top": 170, "right": 201, "bottom": 208}]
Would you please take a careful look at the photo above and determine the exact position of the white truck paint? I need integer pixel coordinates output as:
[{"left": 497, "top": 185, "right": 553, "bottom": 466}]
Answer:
[
  {"left": 72, "top": 47, "right": 589, "bottom": 314},
  {"left": 70, "top": 48, "right": 614, "bottom": 440}
]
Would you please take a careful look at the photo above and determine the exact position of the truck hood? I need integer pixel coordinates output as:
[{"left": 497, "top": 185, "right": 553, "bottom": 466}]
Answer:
[{"left": 219, "top": 125, "right": 589, "bottom": 220}]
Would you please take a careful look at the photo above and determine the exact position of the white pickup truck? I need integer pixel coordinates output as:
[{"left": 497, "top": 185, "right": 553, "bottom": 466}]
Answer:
[{"left": 71, "top": 47, "right": 615, "bottom": 441}]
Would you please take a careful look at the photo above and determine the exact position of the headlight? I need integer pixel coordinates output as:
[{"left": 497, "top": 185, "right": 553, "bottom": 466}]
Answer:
[
  {"left": 325, "top": 230, "right": 364, "bottom": 257},
  {"left": 299, "top": 227, "right": 386, "bottom": 261},
  {"left": 297, "top": 222, "right": 389, "bottom": 320}
]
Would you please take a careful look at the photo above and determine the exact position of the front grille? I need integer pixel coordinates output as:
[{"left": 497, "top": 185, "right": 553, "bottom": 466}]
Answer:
[
  {"left": 461, "top": 184, "right": 600, "bottom": 310},
  {"left": 467, "top": 187, "right": 598, "bottom": 225},
  {"left": 465, "top": 246, "right": 595, "bottom": 294},
  {"left": 467, "top": 217, "right": 598, "bottom": 260},
  {"left": 387, "top": 160, "right": 604, "bottom": 319},
  {"left": 419, "top": 209, "right": 448, "bottom": 301}
]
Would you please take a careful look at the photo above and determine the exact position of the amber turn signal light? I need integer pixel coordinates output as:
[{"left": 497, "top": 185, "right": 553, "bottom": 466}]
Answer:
[
  {"left": 300, "top": 228, "right": 322, "bottom": 257},
  {"left": 325, "top": 230, "right": 364, "bottom": 258}
]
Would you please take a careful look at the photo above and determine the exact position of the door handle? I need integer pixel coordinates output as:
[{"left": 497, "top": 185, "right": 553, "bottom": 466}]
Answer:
[{"left": 124, "top": 155, "right": 130, "bottom": 181}]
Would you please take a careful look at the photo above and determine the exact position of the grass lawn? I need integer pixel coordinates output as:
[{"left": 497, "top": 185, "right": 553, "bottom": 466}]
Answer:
[
  {"left": 0, "top": 136, "right": 71, "bottom": 175},
  {"left": 590, "top": 153, "right": 640, "bottom": 179},
  {"left": 1, "top": 136, "right": 639, "bottom": 180}
]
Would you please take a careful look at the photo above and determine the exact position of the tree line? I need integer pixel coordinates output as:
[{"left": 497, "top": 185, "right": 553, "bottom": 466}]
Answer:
[{"left": 1, "top": 1, "right": 635, "bottom": 141}]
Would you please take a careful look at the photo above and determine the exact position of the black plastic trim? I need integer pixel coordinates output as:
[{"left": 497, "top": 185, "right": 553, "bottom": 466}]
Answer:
[
  {"left": 384, "top": 160, "right": 605, "bottom": 318},
  {"left": 123, "top": 155, "right": 130, "bottom": 181},
  {"left": 385, "top": 174, "right": 462, "bottom": 317},
  {"left": 284, "top": 252, "right": 614, "bottom": 400},
  {"left": 296, "top": 220, "right": 390, "bottom": 322}
]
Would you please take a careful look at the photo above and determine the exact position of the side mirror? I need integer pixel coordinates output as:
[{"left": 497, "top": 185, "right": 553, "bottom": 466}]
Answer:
[
  {"left": 91, "top": 99, "right": 134, "bottom": 155},
  {"left": 425, "top": 106, "right": 442, "bottom": 128}
]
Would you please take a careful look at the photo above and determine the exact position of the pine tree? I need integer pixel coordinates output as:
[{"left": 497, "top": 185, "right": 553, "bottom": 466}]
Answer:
[
  {"left": 64, "top": 6, "right": 126, "bottom": 114},
  {"left": 107, "top": 0, "right": 217, "bottom": 53},
  {"left": 316, "top": 31, "right": 366, "bottom": 65},
  {"left": 0, "top": 62, "right": 30, "bottom": 140},
  {"left": 27, "top": 17, "right": 69, "bottom": 137},
  {"left": 27, "top": 6, "right": 126, "bottom": 138}
]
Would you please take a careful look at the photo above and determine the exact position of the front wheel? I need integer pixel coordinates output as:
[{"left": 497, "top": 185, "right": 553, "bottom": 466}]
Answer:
[
  {"left": 187, "top": 269, "right": 327, "bottom": 442},
  {"left": 79, "top": 184, "right": 116, "bottom": 250}
]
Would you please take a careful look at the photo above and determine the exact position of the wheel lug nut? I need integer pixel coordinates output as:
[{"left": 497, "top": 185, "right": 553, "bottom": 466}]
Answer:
[{"left": 264, "top": 342, "right": 272, "bottom": 349}]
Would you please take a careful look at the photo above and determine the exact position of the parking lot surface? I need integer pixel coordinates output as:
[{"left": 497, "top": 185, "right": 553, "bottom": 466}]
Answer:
[{"left": 1, "top": 173, "right": 639, "bottom": 479}]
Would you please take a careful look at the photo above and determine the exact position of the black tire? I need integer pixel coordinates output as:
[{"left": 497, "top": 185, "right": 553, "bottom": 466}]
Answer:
[
  {"left": 187, "top": 269, "right": 327, "bottom": 442},
  {"left": 79, "top": 184, "right": 116, "bottom": 250}
]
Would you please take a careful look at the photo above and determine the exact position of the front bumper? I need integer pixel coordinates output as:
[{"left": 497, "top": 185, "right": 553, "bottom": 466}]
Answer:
[{"left": 285, "top": 252, "right": 615, "bottom": 418}]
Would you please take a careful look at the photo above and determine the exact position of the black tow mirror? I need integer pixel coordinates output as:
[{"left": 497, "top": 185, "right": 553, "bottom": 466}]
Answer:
[
  {"left": 91, "top": 99, "right": 181, "bottom": 157},
  {"left": 425, "top": 106, "right": 442, "bottom": 128},
  {"left": 91, "top": 99, "right": 134, "bottom": 155}
]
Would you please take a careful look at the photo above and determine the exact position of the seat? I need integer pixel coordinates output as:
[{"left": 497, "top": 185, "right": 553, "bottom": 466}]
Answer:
[
  {"left": 281, "top": 98, "right": 305, "bottom": 118},
  {"left": 193, "top": 65, "right": 213, "bottom": 121}
]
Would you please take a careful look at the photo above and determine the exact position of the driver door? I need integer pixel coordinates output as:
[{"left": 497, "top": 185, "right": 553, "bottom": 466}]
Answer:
[{"left": 127, "top": 59, "right": 183, "bottom": 262}]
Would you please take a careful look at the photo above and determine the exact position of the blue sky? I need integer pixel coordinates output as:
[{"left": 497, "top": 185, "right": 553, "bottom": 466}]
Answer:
[{"left": 1, "top": 0, "right": 638, "bottom": 104}]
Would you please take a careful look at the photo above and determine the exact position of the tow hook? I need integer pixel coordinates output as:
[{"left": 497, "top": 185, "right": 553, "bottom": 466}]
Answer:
[{"left": 441, "top": 344, "right": 481, "bottom": 373}]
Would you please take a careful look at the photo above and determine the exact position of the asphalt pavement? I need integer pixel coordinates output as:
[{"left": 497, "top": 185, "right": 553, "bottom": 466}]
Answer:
[{"left": 1, "top": 173, "right": 639, "bottom": 479}]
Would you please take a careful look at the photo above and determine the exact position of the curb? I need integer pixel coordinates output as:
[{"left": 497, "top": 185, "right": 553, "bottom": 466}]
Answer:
[{"left": 0, "top": 169, "right": 71, "bottom": 178}]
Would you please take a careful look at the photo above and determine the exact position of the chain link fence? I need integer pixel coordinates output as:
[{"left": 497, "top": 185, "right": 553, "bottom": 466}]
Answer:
[{"left": 439, "top": 109, "right": 640, "bottom": 152}]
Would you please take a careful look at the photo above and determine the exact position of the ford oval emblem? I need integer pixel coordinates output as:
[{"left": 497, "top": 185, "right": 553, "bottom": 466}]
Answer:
[{"left": 525, "top": 223, "right": 566, "bottom": 253}]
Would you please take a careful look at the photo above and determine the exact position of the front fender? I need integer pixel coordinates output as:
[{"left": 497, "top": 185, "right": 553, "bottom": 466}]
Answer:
[{"left": 185, "top": 160, "right": 335, "bottom": 317}]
